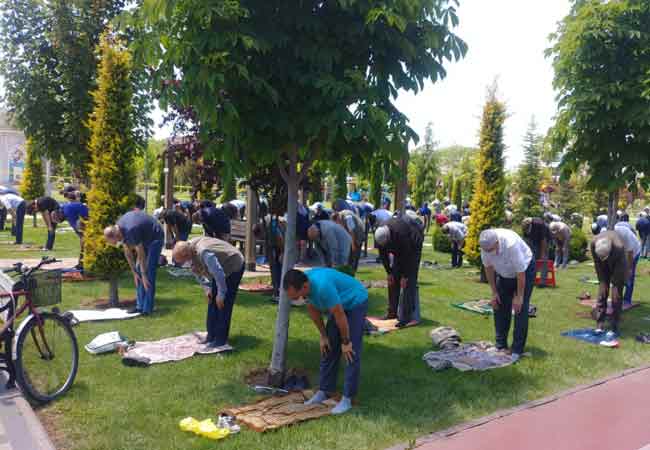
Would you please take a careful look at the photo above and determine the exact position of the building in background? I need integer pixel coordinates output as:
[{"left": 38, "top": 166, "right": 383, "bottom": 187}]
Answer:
[{"left": 0, "top": 111, "right": 26, "bottom": 186}]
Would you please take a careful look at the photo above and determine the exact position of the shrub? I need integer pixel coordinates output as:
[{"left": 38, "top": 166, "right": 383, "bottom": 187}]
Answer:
[
  {"left": 20, "top": 138, "right": 45, "bottom": 201},
  {"left": 464, "top": 86, "right": 507, "bottom": 266},
  {"left": 432, "top": 225, "right": 452, "bottom": 253},
  {"left": 569, "top": 228, "right": 589, "bottom": 262},
  {"left": 83, "top": 32, "right": 136, "bottom": 305}
]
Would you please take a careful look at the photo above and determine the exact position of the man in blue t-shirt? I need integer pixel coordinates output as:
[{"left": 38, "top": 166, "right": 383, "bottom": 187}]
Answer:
[
  {"left": 52, "top": 202, "right": 89, "bottom": 270},
  {"left": 284, "top": 268, "right": 368, "bottom": 415},
  {"left": 104, "top": 211, "right": 164, "bottom": 315}
]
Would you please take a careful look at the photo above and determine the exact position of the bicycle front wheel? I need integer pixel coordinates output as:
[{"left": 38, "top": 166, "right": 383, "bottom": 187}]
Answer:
[{"left": 15, "top": 312, "right": 79, "bottom": 403}]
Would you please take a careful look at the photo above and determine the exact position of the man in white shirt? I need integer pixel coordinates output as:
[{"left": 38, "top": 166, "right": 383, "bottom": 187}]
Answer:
[
  {"left": 441, "top": 222, "right": 467, "bottom": 268},
  {"left": 0, "top": 193, "right": 26, "bottom": 245},
  {"left": 605, "top": 223, "right": 641, "bottom": 306},
  {"left": 480, "top": 229, "right": 535, "bottom": 362}
]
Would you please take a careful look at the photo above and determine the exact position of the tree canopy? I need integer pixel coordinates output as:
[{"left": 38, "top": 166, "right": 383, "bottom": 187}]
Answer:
[{"left": 547, "top": 0, "right": 650, "bottom": 198}]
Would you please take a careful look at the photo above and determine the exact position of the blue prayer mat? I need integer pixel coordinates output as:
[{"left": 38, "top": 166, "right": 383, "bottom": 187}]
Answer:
[{"left": 561, "top": 328, "right": 619, "bottom": 347}]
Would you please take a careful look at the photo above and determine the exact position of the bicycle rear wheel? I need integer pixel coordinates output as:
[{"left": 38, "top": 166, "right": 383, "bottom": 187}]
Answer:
[{"left": 15, "top": 312, "right": 79, "bottom": 403}]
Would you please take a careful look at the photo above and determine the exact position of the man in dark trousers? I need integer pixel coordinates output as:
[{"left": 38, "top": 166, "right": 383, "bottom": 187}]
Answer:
[
  {"left": 27, "top": 196, "right": 60, "bottom": 250},
  {"left": 0, "top": 193, "right": 26, "bottom": 245},
  {"left": 522, "top": 217, "right": 551, "bottom": 286},
  {"left": 480, "top": 229, "right": 535, "bottom": 362},
  {"left": 160, "top": 208, "right": 193, "bottom": 243},
  {"left": 172, "top": 237, "right": 244, "bottom": 349},
  {"left": 52, "top": 201, "right": 89, "bottom": 270},
  {"left": 441, "top": 221, "right": 467, "bottom": 268},
  {"left": 636, "top": 212, "right": 650, "bottom": 259},
  {"left": 374, "top": 216, "right": 424, "bottom": 327},
  {"left": 591, "top": 231, "right": 628, "bottom": 335},
  {"left": 192, "top": 206, "right": 231, "bottom": 240},
  {"left": 332, "top": 210, "right": 365, "bottom": 274},
  {"left": 104, "top": 211, "right": 164, "bottom": 315},
  {"left": 253, "top": 218, "right": 285, "bottom": 301},
  {"left": 284, "top": 268, "right": 368, "bottom": 415}
]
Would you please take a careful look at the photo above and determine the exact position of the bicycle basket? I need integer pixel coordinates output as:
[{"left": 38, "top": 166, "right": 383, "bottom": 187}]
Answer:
[{"left": 28, "top": 270, "right": 62, "bottom": 307}]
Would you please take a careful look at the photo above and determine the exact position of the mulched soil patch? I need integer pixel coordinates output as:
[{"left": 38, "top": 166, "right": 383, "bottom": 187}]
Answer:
[{"left": 239, "top": 283, "right": 274, "bottom": 294}]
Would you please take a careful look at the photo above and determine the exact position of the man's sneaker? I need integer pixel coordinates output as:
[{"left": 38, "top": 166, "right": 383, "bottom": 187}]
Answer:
[
  {"left": 381, "top": 314, "right": 397, "bottom": 321},
  {"left": 127, "top": 307, "right": 141, "bottom": 314},
  {"left": 511, "top": 353, "right": 521, "bottom": 363}
]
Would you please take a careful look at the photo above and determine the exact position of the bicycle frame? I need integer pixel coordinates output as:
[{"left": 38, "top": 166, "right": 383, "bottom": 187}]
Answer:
[{"left": 0, "top": 290, "right": 43, "bottom": 335}]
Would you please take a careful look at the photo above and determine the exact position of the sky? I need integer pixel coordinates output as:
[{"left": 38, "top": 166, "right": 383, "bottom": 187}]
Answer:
[{"left": 394, "top": 0, "right": 572, "bottom": 169}]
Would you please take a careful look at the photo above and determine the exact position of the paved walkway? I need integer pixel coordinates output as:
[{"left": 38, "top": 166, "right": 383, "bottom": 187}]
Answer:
[
  {"left": 390, "top": 366, "right": 650, "bottom": 450},
  {"left": 0, "top": 374, "right": 56, "bottom": 450}
]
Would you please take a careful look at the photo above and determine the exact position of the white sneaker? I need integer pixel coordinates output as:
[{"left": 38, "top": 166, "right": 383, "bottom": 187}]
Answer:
[
  {"left": 304, "top": 390, "right": 328, "bottom": 405},
  {"left": 331, "top": 397, "right": 352, "bottom": 415},
  {"left": 511, "top": 353, "right": 521, "bottom": 363}
]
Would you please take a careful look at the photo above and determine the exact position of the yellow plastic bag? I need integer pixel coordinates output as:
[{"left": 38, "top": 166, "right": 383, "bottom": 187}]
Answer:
[
  {"left": 179, "top": 417, "right": 229, "bottom": 440},
  {"left": 197, "top": 419, "right": 230, "bottom": 440},
  {"left": 179, "top": 417, "right": 200, "bottom": 433}
]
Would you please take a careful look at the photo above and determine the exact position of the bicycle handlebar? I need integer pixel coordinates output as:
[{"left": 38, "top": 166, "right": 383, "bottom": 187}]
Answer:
[{"left": 3, "top": 257, "right": 60, "bottom": 277}]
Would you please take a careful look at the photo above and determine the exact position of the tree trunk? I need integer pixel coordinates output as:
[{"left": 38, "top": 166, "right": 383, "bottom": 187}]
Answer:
[
  {"left": 268, "top": 149, "right": 300, "bottom": 386},
  {"left": 32, "top": 214, "right": 37, "bottom": 228},
  {"left": 607, "top": 191, "right": 618, "bottom": 230},
  {"left": 108, "top": 276, "right": 120, "bottom": 307},
  {"left": 245, "top": 187, "right": 258, "bottom": 271},
  {"left": 164, "top": 146, "right": 175, "bottom": 248},
  {"left": 394, "top": 155, "right": 409, "bottom": 213}
]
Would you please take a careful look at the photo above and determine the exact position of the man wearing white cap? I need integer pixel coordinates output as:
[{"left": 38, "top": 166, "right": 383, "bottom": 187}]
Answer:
[
  {"left": 479, "top": 228, "right": 535, "bottom": 362},
  {"left": 549, "top": 221, "right": 572, "bottom": 269},
  {"left": 591, "top": 231, "right": 627, "bottom": 335}
]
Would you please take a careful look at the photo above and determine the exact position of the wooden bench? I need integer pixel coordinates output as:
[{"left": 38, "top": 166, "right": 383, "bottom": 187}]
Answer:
[{"left": 230, "top": 220, "right": 264, "bottom": 251}]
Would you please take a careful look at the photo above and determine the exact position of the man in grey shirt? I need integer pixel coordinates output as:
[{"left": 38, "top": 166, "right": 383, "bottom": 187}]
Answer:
[
  {"left": 549, "top": 221, "right": 572, "bottom": 269},
  {"left": 308, "top": 220, "right": 352, "bottom": 269},
  {"left": 173, "top": 237, "right": 244, "bottom": 349}
]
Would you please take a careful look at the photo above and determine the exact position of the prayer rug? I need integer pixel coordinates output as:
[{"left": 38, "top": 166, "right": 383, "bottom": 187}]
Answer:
[
  {"left": 239, "top": 283, "right": 274, "bottom": 294},
  {"left": 578, "top": 298, "right": 639, "bottom": 314},
  {"left": 221, "top": 390, "right": 336, "bottom": 432},
  {"left": 68, "top": 308, "right": 141, "bottom": 323},
  {"left": 121, "top": 331, "right": 232, "bottom": 366},
  {"left": 62, "top": 271, "right": 96, "bottom": 282},
  {"left": 452, "top": 299, "right": 493, "bottom": 315},
  {"left": 367, "top": 316, "right": 418, "bottom": 333},
  {"left": 561, "top": 328, "right": 619, "bottom": 347},
  {"left": 423, "top": 341, "right": 514, "bottom": 372},
  {"left": 453, "top": 301, "right": 537, "bottom": 317}
]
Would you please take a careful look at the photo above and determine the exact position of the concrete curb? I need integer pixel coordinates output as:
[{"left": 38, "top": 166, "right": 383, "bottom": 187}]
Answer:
[
  {"left": 386, "top": 364, "right": 650, "bottom": 450},
  {"left": 0, "top": 373, "right": 56, "bottom": 450}
]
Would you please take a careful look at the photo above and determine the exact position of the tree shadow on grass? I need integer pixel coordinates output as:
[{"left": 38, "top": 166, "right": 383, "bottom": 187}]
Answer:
[{"left": 208, "top": 336, "right": 544, "bottom": 439}]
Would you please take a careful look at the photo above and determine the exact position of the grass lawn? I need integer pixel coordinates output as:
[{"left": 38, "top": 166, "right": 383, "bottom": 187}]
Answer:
[{"left": 1, "top": 225, "right": 650, "bottom": 450}]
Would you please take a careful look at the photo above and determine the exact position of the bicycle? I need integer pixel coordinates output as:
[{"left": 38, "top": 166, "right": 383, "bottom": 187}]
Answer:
[{"left": 0, "top": 256, "right": 79, "bottom": 404}]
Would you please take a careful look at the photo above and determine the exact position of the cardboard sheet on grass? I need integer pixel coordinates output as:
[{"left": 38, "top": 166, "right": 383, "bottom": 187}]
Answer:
[
  {"left": 423, "top": 341, "right": 514, "bottom": 371},
  {"left": 222, "top": 390, "right": 337, "bottom": 432},
  {"left": 361, "top": 280, "right": 388, "bottom": 289},
  {"left": 121, "top": 331, "right": 232, "bottom": 366},
  {"left": 366, "top": 316, "right": 417, "bottom": 333},
  {"left": 561, "top": 328, "right": 619, "bottom": 347},
  {"left": 68, "top": 308, "right": 141, "bottom": 323}
]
